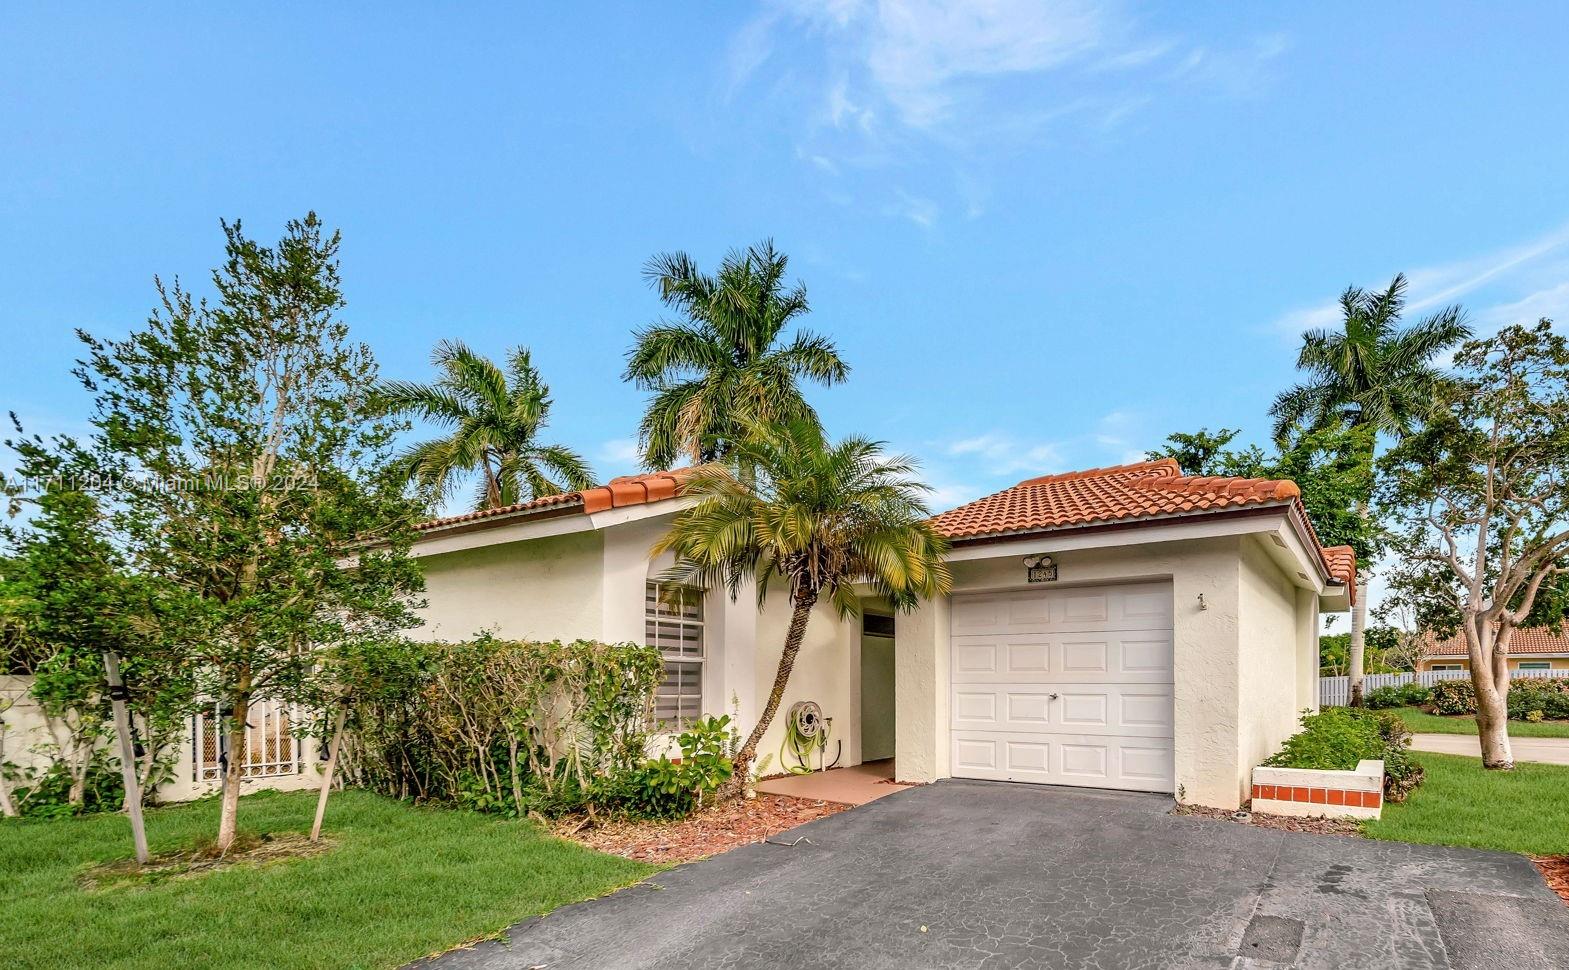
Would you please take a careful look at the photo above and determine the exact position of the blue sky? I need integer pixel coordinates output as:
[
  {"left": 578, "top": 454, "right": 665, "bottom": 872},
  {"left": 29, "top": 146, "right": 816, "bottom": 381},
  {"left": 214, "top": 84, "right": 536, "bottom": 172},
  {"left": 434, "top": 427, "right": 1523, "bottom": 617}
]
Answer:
[{"left": 4, "top": 1, "right": 1568, "bottom": 522}]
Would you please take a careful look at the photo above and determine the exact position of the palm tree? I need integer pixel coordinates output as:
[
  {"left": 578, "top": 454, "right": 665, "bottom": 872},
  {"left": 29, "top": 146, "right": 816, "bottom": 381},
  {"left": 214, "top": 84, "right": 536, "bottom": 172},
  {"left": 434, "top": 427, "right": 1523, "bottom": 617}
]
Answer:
[
  {"left": 652, "top": 421, "right": 951, "bottom": 793},
  {"left": 625, "top": 240, "right": 849, "bottom": 468},
  {"left": 381, "top": 341, "right": 595, "bottom": 511},
  {"left": 1270, "top": 274, "right": 1469, "bottom": 706}
]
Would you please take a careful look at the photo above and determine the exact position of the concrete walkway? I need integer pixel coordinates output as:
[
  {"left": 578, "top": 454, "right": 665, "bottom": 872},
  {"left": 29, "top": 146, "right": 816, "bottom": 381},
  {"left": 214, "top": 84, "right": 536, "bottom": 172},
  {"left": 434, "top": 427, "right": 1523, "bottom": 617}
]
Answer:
[
  {"left": 418, "top": 780, "right": 1569, "bottom": 969},
  {"left": 754, "top": 759, "right": 910, "bottom": 806},
  {"left": 1411, "top": 733, "right": 1569, "bottom": 764}
]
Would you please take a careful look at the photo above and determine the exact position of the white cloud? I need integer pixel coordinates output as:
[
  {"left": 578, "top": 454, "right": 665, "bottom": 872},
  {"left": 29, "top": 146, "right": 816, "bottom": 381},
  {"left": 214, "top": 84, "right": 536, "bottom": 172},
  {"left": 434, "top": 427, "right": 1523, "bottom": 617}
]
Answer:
[
  {"left": 1268, "top": 219, "right": 1569, "bottom": 340},
  {"left": 947, "top": 431, "right": 1065, "bottom": 475},
  {"left": 596, "top": 438, "right": 643, "bottom": 469}
]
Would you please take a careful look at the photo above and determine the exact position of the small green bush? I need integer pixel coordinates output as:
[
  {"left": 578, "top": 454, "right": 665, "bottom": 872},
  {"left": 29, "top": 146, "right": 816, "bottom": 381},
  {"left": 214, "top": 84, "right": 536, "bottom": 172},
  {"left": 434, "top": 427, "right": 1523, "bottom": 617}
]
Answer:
[
  {"left": 1263, "top": 707, "right": 1423, "bottom": 802},
  {"left": 1430, "top": 678, "right": 1476, "bottom": 715},
  {"left": 1365, "top": 682, "right": 1431, "bottom": 710},
  {"left": 624, "top": 715, "right": 735, "bottom": 820}
]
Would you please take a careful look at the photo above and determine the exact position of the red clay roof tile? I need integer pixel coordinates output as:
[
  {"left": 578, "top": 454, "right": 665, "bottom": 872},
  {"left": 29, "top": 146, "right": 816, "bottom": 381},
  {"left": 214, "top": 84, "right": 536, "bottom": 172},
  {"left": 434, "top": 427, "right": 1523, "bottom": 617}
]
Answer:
[
  {"left": 931, "top": 458, "right": 1355, "bottom": 600},
  {"left": 414, "top": 469, "right": 694, "bottom": 532},
  {"left": 1421, "top": 623, "right": 1569, "bottom": 657}
]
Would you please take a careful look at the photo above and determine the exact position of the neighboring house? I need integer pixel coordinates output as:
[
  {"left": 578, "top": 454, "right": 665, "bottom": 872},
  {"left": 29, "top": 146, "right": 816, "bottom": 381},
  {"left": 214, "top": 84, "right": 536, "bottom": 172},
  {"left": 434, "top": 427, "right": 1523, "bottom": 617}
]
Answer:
[
  {"left": 413, "top": 458, "right": 1355, "bottom": 811},
  {"left": 1415, "top": 625, "right": 1569, "bottom": 673}
]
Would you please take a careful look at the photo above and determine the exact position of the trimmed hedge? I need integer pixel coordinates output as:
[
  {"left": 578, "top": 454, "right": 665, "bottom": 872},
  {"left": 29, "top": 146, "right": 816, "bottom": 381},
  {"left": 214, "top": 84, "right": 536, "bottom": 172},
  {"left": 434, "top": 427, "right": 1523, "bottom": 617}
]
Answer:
[
  {"left": 1262, "top": 707, "right": 1424, "bottom": 802},
  {"left": 1365, "top": 682, "right": 1431, "bottom": 710},
  {"left": 1429, "top": 676, "right": 1569, "bottom": 720}
]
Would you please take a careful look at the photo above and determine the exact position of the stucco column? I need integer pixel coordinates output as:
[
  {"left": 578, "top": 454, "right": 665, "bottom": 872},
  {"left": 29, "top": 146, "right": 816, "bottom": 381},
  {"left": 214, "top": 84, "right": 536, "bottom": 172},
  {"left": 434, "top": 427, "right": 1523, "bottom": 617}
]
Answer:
[
  {"left": 894, "top": 596, "right": 950, "bottom": 783},
  {"left": 720, "top": 577, "right": 759, "bottom": 732},
  {"left": 1169, "top": 541, "right": 1244, "bottom": 809},
  {"left": 1296, "top": 588, "right": 1320, "bottom": 714}
]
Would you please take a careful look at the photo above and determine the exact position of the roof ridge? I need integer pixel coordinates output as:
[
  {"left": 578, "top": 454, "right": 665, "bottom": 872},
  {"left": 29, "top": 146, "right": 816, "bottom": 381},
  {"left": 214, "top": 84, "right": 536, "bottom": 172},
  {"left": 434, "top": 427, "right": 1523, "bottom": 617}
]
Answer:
[
  {"left": 414, "top": 466, "right": 695, "bottom": 532},
  {"left": 1132, "top": 473, "right": 1301, "bottom": 500},
  {"left": 1016, "top": 457, "right": 1180, "bottom": 487}
]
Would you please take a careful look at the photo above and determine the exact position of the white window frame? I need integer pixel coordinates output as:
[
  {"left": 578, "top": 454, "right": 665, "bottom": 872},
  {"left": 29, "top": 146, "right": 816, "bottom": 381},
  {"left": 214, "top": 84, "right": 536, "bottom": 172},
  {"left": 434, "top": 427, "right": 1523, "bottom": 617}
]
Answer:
[
  {"left": 192, "top": 698, "right": 305, "bottom": 782},
  {"left": 646, "top": 581, "right": 705, "bottom": 728},
  {"left": 1517, "top": 661, "right": 1552, "bottom": 671},
  {"left": 1429, "top": 663, "right": 1464, "bottom": 671}
]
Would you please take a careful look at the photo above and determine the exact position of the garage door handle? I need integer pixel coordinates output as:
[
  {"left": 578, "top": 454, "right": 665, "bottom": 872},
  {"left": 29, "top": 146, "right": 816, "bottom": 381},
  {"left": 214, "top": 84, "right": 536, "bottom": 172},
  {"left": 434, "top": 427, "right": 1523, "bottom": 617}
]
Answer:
[{"left": 1048, "top": 692, "right": 1059, "bottom": 700}]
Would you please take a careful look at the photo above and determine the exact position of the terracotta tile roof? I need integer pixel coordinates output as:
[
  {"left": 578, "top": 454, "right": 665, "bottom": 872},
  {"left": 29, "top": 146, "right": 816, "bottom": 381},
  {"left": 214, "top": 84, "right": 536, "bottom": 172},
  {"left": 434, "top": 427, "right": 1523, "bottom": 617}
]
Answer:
[
  {"left": 413, "top": 469, "right": 692, "bottom": 533},
  {"left": 1421, "top": 624, "right": 1569, "bottom": 657},
  {"left": 931, "top": 458, "right": 1355, "bottom": 600}
]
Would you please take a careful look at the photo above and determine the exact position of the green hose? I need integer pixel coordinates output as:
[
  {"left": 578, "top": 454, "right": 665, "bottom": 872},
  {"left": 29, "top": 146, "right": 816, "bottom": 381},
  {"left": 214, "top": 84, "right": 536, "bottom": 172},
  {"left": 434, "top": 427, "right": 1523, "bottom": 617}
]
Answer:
[{"left": 781, "top": 700, "right": 840, "bottom": 774}]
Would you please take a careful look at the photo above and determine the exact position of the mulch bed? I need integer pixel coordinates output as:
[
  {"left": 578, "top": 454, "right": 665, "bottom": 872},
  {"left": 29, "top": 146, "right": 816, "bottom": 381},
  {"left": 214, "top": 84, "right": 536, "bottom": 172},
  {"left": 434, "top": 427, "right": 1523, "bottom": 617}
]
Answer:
[
  {"left": 1172, "top": 803, "right": 1365, "bottom": 837},
  {"left": 83, "top": 832, "right": 334, "bottom": 890},
  {"left": 556, "top": 794, "right": 846, "bottom": 864},
  {"left": 1534, "top": 856, "right": 1569, "bottom": 905}
]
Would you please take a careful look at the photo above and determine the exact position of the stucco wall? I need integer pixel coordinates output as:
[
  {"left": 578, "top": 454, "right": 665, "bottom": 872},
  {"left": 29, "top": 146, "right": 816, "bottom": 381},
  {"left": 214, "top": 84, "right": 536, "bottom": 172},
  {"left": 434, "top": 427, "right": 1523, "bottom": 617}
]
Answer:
[
  {"left": 1417, "top": 658, "right": 1569, "bottom": 672},
  {"left": 1237, "top": 536, "right": 1309, "bottom": 786},
  {"left": 754, "top": 591, "right": 861, "bottom": 774},
  {"left": 416, "top": 529, "right": 605, "bottom": 642}
]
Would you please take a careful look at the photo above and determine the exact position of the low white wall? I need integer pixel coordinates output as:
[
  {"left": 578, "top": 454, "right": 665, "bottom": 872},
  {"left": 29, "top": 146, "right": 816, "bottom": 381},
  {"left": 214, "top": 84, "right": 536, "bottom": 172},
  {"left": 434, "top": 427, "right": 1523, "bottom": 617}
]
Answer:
[
  {"left": 1252, "top": 759, "right": 1383, "bottom": 820},
  {"left": 1, "top": 675, "right": 58, "bottom": 778}
]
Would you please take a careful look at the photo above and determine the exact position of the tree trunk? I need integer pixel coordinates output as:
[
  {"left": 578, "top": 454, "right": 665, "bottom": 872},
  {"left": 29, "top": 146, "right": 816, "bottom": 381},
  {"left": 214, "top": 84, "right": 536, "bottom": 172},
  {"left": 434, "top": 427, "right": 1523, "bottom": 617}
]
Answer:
[
  {"left": 1466, "top": 617, "right": 1514, "bottom": 770},
  {"left": 1348, "top": 567, "right": 1370, "bottom": 707},
  {"left": 216, "top": 695, "right": 249, "bottom": 852},
  {"left": 311, "top": 704, "right": 349, "bottom": 842},
  {"left": 724, "top": 595, "right": 816, "bottom": 798}
]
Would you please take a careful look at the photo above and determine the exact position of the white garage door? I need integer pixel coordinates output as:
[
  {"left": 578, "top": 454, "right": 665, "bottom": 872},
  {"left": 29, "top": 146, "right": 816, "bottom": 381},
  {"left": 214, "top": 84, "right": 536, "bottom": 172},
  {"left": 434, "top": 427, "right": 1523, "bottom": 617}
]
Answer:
[{"left": 949, "top": 581, "right": 1175, "bottom": 793}]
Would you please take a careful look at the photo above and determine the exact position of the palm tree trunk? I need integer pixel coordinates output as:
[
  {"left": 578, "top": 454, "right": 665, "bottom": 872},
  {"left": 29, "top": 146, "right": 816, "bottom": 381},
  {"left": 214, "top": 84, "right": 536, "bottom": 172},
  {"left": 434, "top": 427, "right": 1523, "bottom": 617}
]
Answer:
[
  {"left": 725, "top": 593, "right": 817, "bottom": 798},
  {"left": 1348, "top": 567, "right": 1370, "bottom": 707},
  {"left": 1348, "top": 497, "right": 1371, "bottom": 707}
]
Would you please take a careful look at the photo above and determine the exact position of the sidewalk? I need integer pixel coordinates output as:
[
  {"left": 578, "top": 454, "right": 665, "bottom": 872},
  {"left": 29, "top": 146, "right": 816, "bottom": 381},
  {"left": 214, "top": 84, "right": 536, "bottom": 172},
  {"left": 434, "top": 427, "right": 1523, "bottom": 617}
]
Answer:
[{"left": 1410, "top": 733, "right": 1569, "bottom": 765}]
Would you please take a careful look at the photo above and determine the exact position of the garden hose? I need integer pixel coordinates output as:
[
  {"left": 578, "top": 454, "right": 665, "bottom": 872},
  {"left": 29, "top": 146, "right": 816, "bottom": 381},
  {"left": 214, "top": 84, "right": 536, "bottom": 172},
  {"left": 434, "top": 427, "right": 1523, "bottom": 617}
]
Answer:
[{"left": 781, "top": 700, "right": 842, "bottom": 774}]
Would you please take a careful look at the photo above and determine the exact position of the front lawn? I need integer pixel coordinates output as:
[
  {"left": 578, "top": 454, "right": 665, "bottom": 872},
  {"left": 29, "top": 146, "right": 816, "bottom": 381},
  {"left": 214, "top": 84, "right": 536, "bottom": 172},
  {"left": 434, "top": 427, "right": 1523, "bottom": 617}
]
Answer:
[
  {"left": 1366, "top": 752, "right": 1569, "bottom": 856},
  {"left": 1391, "top": 706, "right": 1569, "bottom": 738},
  {"left": 0, "top": 789, "right": 652, "bottom": 970}
]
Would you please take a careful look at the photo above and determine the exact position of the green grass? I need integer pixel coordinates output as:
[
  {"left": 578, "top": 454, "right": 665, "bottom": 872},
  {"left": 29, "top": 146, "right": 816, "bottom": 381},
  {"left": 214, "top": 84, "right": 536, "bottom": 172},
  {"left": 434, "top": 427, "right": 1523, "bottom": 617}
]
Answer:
[
  {"left": 1390, "top": 706, "right": 1569, "bottom": 738},
  {"left": 1366, "top": 752, "right": 1569, "bottom": 856},
  {"left": 0, "top": 789, "right": 653, "bottom": 970}
]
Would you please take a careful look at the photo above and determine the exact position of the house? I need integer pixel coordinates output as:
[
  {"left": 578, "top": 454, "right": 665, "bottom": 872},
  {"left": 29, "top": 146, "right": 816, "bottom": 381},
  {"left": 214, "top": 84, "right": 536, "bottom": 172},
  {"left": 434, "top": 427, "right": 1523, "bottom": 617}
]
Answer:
[
  {"left": 412, "top": 458, "right": 1355, "bottom": 811},
  {"left": 1415, "top": 624, "right": 1569, "bottom": 673}
]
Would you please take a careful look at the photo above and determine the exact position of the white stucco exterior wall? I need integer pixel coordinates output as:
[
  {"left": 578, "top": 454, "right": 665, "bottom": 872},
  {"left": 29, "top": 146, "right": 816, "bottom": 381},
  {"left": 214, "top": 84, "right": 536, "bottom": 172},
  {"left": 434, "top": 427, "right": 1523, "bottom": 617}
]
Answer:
[
  {"left": 416, "top": 529, "right": 605, "bottom": 642},
  {"left": 1237, "top": 536, "right": 1310, "bottom": 793},
  {"left": 753, "top": 592, "right": 860, "bottom": 775}
]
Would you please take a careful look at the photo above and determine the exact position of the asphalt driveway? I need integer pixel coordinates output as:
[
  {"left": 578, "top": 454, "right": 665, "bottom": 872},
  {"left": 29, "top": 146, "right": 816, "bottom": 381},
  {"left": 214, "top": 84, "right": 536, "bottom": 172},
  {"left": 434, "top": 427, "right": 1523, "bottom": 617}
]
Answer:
[{"left": 421, "top": 780, "right": 1569, "bottom": 970}]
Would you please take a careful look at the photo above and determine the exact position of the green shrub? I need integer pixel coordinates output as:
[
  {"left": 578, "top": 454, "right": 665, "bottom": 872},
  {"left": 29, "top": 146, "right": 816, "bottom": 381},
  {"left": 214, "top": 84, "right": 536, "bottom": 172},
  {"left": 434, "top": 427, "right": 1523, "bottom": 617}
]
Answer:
[
  {"left": 624, "top": 715, "right": 735, "bottom": 820},
  {"left": 1262, "top": 707, "right": 1423, "bottom": 802},
  {"left": 1426, "top": 676, "right": 1569, "bottom": 721},
  {"left": 1430, "top": 678, "right": 1476, "bottom": 715},
  {"left": 1365, "top": 682, "right": 1431, "bottom": 710}
]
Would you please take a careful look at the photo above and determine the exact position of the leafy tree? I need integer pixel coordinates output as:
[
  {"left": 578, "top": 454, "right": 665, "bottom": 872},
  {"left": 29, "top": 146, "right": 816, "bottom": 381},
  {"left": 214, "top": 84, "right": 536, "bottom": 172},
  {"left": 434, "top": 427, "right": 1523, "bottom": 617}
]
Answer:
[
  {"left": 1380, "top": 321, "right": 1569, "bottom": 769},
  {"left": 73, "top": 214, "right": 426, "bottom": 848},
  {"left": 1146, "top": 427, "right": 1243, "bottom": 476},
  {"left": 0, "top": 428, "right": 196, "bottom": 816},
  {"left": 625, "top": 241, "right": 849, "bottom": 468},
  {"left": 381, "top": 341, "right": 594, "bottom": 510},
  {"left": 651, "top": 421, "right": 950, "bottom": 791},
  {"left": 1271, "top": 274, "right": 1470, "bottom": 705},
  {"left": 1147, "top": 424, "right": 1383, "bottom": 564}
]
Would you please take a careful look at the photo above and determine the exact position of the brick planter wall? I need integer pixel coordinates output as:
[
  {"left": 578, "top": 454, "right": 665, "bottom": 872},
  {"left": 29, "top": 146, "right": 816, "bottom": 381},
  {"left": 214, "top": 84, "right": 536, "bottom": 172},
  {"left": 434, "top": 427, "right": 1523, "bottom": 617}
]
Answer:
[{"left": 1250, "top": 759, "right": 1384, "bottom": 820}]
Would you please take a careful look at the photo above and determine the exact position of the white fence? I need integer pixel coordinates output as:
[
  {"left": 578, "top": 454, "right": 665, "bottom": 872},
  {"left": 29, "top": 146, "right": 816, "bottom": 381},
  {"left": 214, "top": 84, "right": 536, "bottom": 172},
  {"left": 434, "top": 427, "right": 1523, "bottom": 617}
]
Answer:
[{"left": 1320, "top": 668, "right": 1565, "bottom": 707}]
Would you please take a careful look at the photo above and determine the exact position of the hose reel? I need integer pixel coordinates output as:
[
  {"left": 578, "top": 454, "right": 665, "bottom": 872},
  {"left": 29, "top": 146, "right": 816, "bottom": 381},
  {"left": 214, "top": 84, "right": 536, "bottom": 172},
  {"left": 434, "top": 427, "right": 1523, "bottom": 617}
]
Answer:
[{"left": 781, "top": 700, "right": 842, "bottom": 775}]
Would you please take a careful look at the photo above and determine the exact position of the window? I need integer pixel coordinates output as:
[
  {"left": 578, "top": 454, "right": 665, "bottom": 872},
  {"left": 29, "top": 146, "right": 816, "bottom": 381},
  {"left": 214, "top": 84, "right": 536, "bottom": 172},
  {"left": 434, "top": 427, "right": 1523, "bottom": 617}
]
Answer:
[
  {"left": 1518, "top": 661, "right": 1552, "bottom": 671},
  {"left": 647, "top": 582, "right": 704, "bottom": 727},
  {"left": 191, "top": 698, "right": 303, "bottom": 782},
  {"left": 863, "top": 613, "right": 895, "bottom": 638},
  {"left": 1430, "top": 663, "right": 1464, "bottom": 671}
]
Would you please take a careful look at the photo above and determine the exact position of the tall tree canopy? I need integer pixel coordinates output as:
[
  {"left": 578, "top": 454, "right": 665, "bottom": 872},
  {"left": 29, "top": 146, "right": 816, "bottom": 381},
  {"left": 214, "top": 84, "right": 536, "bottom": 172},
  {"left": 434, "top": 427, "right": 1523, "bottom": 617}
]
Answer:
[
  {"left": 1269, "top": 274, "right": 1469, "bottom": 706},
  {"left": 625, "top": 241, "right": 849, "bottom": 468},
  {"left": 73, "top": 213, "right": 425, "bottom": 848},
  {"left": 1381, "top": 321, "right": 1569, "bottom": 769},
  {"left": 381, "top": 341, "right": 594, "bottom": 510},
  {"left": 652, "top": 422, "right": 949, "bottom": 790}
]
